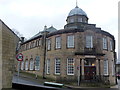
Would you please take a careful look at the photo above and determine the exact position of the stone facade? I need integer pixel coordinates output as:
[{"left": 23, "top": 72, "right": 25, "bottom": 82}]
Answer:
[
  {"left": 19, "top": 5, "right": 117, "bottom": 85},
  {"left": 0, "top": 19, "right": 19, "bottom": 89}
]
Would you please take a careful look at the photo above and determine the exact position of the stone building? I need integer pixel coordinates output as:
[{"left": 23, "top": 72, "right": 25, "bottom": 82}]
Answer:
[
  {"left": 19, "top": 5, "right": 116, "bottom": 84},
  {"left": 0, "top": 19, "right": 19, "bottom": 89}
]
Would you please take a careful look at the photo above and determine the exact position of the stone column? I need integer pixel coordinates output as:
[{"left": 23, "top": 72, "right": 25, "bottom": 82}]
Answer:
[
  {"left": 81, "top": 58, "right": 84, "bottom": 80},
  {"left": 96, "top": 59, "right": 99, "bottom": 75}
]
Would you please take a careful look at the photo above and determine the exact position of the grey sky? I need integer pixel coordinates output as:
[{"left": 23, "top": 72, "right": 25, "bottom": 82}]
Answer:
[{"left": 0, "top": 0, "right": 118, "bottom": 60}]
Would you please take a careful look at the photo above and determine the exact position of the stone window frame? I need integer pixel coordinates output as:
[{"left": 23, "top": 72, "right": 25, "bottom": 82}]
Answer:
[
  {"left": 55, "top": 36, "right": 61, "bottom": 49},
  {"left": 103, "top": 37, "right": 108, "bottom": 50},
  {"left": 35, "top": 56, "right": 40, "bottom": 71},
  {"left": 25, "top": 59, "right": 29, "bottom": 71},
  {"left": 21, "top": 61, "right": 24, "bottom": 70},
  {"left": 46, "top": 59, "right": 50, "bottom": 74},
  {"left": 103, "top": 60, "right": 109, "bottom": 76},
  {"left": 47, "top": 38, "right": 51, "bottom": 51},
  {"left": 67, "top": 35, "right": 75, "bottom": 48},
  {"left": 110, "top": 40, "right": 113, "bottom": 51},
  {"left": 86, "top": 35, "right": 93, "bottom": 48},
  {"left": 112, "top": 60, "right": 115, "bottom": 76},
  {"left": 78, "top": 17, "right": 82, "bottom": 22},
  {"left": 29, "top": 58, "right": 34, "bottom": 71},
  {"left": 55, "top": 58, "right": 61, "bottom": 75},
  {"left": 67, "top": 58, "right": 75, "bottom": 75}
]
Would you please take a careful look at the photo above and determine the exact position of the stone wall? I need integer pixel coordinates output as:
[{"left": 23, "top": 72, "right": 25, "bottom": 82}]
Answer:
[{"left": 0, "top": 20, "right": 19, "bottom": 89}]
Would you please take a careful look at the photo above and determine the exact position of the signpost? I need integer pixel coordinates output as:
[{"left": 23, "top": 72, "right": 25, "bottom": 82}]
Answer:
[{"left": 16, "top": 53, "right": 23, "bottom": 77}]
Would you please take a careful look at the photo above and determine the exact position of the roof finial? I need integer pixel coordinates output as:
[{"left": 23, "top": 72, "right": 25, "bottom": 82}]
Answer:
[{"left": 76, "top": 0, "right": 78, "bottom": 8}]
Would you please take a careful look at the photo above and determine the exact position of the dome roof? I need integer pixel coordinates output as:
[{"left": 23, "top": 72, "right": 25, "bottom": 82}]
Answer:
[{"left": 68, "top": 6, "right": 87, "bottom": 17}]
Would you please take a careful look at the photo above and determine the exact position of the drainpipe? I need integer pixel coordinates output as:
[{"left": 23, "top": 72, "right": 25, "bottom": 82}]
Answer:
[{"left": 42, "top": 31, "right": 47, "bottom": 79}]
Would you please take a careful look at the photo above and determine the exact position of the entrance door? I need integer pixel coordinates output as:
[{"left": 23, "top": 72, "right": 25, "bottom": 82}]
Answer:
[{"left": 84, "top": 66, "right": 96, "bottom": 80}]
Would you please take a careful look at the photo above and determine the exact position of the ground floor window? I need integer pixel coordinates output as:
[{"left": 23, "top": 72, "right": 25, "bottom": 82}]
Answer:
[
  {"left": 30, "top": 58, "right": 34, "bottom": 70},
  {"left": 47, "top": 59, "right": 50, "bottom": 74},
  {"left": 35, "top": 56, "right": 40, "bottom": 70},
  {"left": 25, "top": 60, "right": 29, "bottom": 70},
  {"left": 55, "top": 58, "right": 60, "bottom": 74},
  {"left": 104, "top": 60, "right": 108, "bottom": 75},
  {"left": 112, "top": 60, "right": 115, "bottom": 76},
  {"left": 67, "top": 58, "right": 74, "bottom": 75},
  {"left": 21, "top": 61, "right": 24, "bottom": 70}
]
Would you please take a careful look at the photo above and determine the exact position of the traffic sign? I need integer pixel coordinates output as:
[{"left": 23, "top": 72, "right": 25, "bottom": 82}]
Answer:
[{"left": 16, "top": 53, "right": 23, "bottom": 61}]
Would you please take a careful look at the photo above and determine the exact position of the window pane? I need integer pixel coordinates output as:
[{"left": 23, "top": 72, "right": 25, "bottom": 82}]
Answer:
[
  {"left": 30, "top": 58, "right": 34, "bottom": 70},
  {"left": 35, "top": 56, "right": 40, "bottom": 70},
  {"left": 47, "top": 39, "right": 51, "bottom": 50},
  {"left": 25, "top": 60, "right": 29, "bottom": 70},
  {"left": 110, "top": 40, "right": 113, "bottom": 51},
  {"left": 56, "top": 37, "right": 61, "bottom": 49},
  {"left": 86, "top": 35, "right": 93, "bottom": 48},
  {"left": 67, "top": 58, "right": 74, "bottom": 75},
  {"left": 47, "top": 59, "right": 50, "bottom": 74},
  {"left": 67, "top": 35, "right": 74, "bottom": 48},
  {"left": 104, "top": 60, "right": 108, "bottom": 75},
  {"left": 103, "top": 38, "right": 107, "bottom": 49},
  {"left": 21, "top": 61, "right": 24, "bottom": 70},
  {"left": 55, "top": 59, "right": 60, "bottom": 74}
]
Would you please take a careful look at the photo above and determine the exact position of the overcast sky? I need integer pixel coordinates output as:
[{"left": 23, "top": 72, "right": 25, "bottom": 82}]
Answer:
[{"left": 0, "top": 0, "right": 119, "bottom": 60}]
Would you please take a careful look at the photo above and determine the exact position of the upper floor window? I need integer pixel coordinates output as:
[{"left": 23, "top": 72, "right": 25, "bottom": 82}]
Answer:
[
  {"left": 103, "top": 38, "right": 107, "bottom": 49},
  {"left": 55, "top": 36, "right": 61, "bottom": 49},
  {"left": 104, "top": 60, "right": 108, "bottom": 76},
  {"left": 78, "top": 18, "right": 82, "bottom": 22},
  {"left": 67, "top": 58, "right": 74, "bottom": 75},
  {"left": 47, "top": 39, "right": 51, "bottom": 50},
  {"left": 70, "top": 18, "right": 74, "bottom": 23},
  {"left": 110, "top": 40, "right": 113, "bottom": 51},
  {"left": 55, "top": 58, "right": 61, "bottom": 74},
  {"left": 86, "top": 35, "right": 93, "bottom": 48},
  {"left": 67, "top": 35, "right": 74, "bottom": 48},
  {"left": 39, "top": 39, "right": 41, "bottom": 46}
]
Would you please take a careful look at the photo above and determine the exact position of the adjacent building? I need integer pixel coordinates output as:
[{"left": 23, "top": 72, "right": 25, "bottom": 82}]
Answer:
[
  {"left": 19, "top": 5, "right": 116, "bottom": 84},
  {"left": 0, "top": 19, "right": 19, "bottom": 89}
]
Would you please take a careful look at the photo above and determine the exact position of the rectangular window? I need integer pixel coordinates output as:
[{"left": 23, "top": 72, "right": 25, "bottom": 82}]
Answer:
[
  {"left": 30, "top": 59, "right": 34, "bottom": 70},
  {"left": 67, "top": 58, "right": 74, "bottom": 75},
  {"left": 67, "top": 35, "right": 74, "bottom": 48},
  {"left": 55, "top": 58, "right": 60, "bottom": 74},
  {"left": 112, "top": 61, "right": 115, "bottom": 76},
  {"left": 35, "top": 56, "right": 40, "bottom": 70},
  {"left": 110, "top": 40, "right": 113, "bottom": 51},
  {"left": 86, "top": 35, "right": 93, "bottom": 48},
  {"left": 47, "top": 59, "right": 50, "bottom": 74},
  {"left": 103, "top": 38, "right": 107, "bottom": 49},
  {"left": 21, "top": 61, "right": 24, "bottom": 70},
  {"left": 78, "top": 18, "right": 82, "bottom": 22},
  {"left": 25, "top": 60, "right": 29, "bottom": 70},
  {"left": 47, "top": 39, "right": 51, "bottom": 50},
  {"left": 39, "top": 39, "right": 41, "bottom": 46},
  {"left": 55, "top": 36, "right": 61, "bottom": 49},
  {"left": 104, "top": 60, "right": 108, "bottom": 75}
]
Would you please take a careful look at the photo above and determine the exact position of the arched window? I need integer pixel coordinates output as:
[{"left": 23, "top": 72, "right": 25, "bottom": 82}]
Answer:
[
  {"left": 30, "top": 58, "right": 34, "bottom": 70},
  {"left": 25, "top": 60, "right": 29, "bottom": 70},
  {"left": 21, "top": 61, "right": 24, "bottom": 70},
  {"left": 35, "top": 56, "right": 40, "bottom": 70}
]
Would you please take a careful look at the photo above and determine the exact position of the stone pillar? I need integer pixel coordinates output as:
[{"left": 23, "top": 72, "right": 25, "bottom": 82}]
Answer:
[
  {"left": 96, "top": 59, "right": 99, "bottom": 75},
  {"left": 81, "top": 58, "right": 84, "bottom": 79}
]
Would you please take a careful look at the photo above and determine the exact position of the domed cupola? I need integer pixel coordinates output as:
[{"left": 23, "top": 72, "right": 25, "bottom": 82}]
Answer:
[
  {"left": 68, "top": 6, "right": 87, "bottom": 17},
  {"left": 64, "top": 4, "right": 89, "bottom": 29}
]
